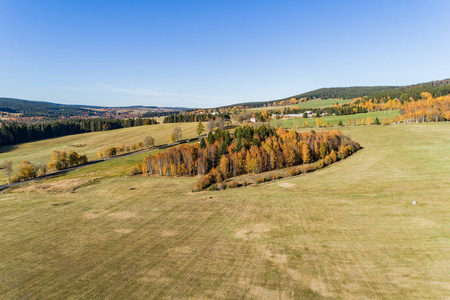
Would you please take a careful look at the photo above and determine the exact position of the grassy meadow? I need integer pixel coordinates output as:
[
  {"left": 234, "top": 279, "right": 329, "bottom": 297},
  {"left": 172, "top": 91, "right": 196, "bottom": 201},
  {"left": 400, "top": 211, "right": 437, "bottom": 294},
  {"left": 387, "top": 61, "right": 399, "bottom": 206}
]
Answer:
[
  {"left": 246, "top": 98, "right": 353, "bottom": 112},
  {"left": 0, "top": 123, "right": 449, "bottom": 298},
  {"left": 0, "top": 122, "right": 199, "bottom": 184},
  {"left": 272, "top": 110, "right": 400, "bottom": 128}
]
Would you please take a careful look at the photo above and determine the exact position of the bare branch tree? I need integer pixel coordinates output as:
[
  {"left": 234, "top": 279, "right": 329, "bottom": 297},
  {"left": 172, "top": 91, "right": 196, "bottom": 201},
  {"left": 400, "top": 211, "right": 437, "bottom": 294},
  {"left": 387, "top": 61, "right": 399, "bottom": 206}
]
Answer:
[
  {"left": 216, "top": 117, "right": 225, "bottom": 130},
  {"left": 207, "top": 119, "right": 215, "bottom": 132},
  {"left": 2, "top": 161, "right": 13, "bottom": 185},
  {"left": 173, "top": 127, "right": 182, "bottom": 142}
]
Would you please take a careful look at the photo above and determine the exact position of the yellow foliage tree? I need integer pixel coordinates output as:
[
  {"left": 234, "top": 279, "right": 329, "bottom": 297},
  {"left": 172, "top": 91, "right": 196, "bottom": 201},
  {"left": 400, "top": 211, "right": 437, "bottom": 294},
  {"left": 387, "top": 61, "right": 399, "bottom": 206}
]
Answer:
[
  {"left": 169, "top": 132, "right": 177, "bottom": 144},
  {"left": 302, "top": 144, "right": 310, "bottom": 164},
  {"left": 142, "top": 163, "right": 148, "bottom": 175},
  {"left": 316, "top": 118, "right": 322, "bottom": 128},
  {"left": 219, "top": 155, "right": 230, "bottom": 179}
]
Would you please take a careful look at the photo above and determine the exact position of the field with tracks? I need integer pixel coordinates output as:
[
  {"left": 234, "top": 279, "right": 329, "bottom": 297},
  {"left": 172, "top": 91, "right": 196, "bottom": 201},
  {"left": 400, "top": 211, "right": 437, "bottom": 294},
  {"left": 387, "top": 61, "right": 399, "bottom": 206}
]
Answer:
[
  {"left": 1, "top": 123, "right": 449, "bottom": 298},
  {"left": 0, "top": 122, "right": 199, "bottom": 183}
]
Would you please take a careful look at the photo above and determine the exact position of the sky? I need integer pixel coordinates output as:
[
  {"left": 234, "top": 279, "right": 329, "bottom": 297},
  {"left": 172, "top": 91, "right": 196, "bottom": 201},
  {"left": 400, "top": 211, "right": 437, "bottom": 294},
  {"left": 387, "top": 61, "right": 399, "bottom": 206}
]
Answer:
[{"left": 0, "top": 0, "right": 449, "bottom": 108}]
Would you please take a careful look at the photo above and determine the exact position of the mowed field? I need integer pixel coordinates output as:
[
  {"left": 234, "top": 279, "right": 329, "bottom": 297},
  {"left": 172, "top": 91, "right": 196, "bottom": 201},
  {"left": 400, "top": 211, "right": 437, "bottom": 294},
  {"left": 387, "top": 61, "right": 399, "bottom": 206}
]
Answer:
[
  {"left": 0, "top": 122, "right": 199, "bottom": 183},
  {"left": 0, "top": 123, "right": 449, "bottom": 298},
  {"left": 272, "top": 110, "right": 400, "bottom": 128},
  {"left": 247, "top": 98, "right": 353, "bottom": 112}
]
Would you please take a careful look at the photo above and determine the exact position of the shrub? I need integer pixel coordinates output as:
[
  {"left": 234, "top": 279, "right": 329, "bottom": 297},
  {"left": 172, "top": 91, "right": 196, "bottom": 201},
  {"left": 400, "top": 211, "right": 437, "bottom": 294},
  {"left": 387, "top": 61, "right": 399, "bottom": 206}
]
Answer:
[
  {"left": 287, "top": 167, "right": 300, "bottom": 177},
  {"left": 129, "top": 163, "right": 142, "bottom": 176},
  {"left": 256, "top": 177, "right": 264, "bottom": 184},
  {"left": 216, "top": 183, "right": 226, "bottom": 190},
  {"left": 194, "top": 173, "right": 215, "bottom": 192},
  {"left": 317, "top": 160, "right": 325, "bottom": 169},
  {"left": 10, "top": 175, "right": 20, "bottom": 183},
  {"left": 227, "top": 181, "right": 238, "bottom": 189}
]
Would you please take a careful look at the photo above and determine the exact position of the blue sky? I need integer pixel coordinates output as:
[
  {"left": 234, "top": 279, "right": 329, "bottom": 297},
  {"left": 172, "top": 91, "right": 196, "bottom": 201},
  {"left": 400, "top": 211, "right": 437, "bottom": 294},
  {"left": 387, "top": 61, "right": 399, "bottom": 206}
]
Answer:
[{"left": 0, "top": 0, "right": 449, "bottom": 108}]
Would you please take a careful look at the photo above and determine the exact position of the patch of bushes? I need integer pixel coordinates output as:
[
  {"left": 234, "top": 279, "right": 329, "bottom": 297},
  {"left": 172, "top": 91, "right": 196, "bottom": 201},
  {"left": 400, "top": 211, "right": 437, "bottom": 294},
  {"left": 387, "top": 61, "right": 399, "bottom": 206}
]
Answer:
[
  {"left": 226, "top": 181, "right": 239, "bottom": 189},
  {"left": 129, "top": 163, "right": 142, "bottom": 176}
]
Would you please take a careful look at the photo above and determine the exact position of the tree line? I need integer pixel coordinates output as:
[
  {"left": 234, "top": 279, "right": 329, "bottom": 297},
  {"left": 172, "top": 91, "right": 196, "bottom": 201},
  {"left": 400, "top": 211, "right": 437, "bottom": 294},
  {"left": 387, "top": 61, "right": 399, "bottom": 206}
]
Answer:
[
  {"left": 221, "top": 79, "right": 450, "bottom": 109},
  {"left": 163, "top": 113, "right": 230, "bottom": 123},
  {"left": 0, "top": 117, "right": 157, "bottom": 146},
  {"left": 401, "top": 93, "right": 450, "bottom": 123},
  {"left": 2, "top": 150, "right": 88, "bottom": 184},
  {"left": 0, "top": 97, "right": 94, "bottom": 117},
  {"left": 137, "top": 125, "right": 360, "bottom": 191},
  {"left": 99, "top": 135, "right": 156, "bottom": 159}
]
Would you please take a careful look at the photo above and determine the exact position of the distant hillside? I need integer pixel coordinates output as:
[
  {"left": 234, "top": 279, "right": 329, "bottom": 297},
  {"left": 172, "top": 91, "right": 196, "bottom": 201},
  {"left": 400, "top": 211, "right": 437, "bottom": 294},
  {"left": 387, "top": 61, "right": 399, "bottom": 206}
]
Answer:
[
  {"left": 0, "top": 98, "right": 93, "bottom": 118},
  {"left": 223, "top": 79, "right": 450, "bottom": 109},
  {"left": 0, "top": 98, "right": 189, "bottom": 118}
]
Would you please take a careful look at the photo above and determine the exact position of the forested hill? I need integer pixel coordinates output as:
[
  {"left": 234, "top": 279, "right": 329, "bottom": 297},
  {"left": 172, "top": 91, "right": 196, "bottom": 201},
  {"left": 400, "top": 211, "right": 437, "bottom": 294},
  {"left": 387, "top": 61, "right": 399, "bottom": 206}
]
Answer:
[
  {"left": 0, "top": 97, "right": 189, "bottom": 118},
  {"left": 222, "top": 79, "right": 450, "bottom": 108},
  {"left": 0, "top": 98, "right": 93, "bottom": 118}
]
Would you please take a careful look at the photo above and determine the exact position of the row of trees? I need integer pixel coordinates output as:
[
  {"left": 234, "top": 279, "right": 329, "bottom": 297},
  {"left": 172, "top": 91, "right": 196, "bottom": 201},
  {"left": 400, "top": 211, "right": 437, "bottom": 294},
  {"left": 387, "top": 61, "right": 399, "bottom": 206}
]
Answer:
[
  {"left": 163, "top": 113, "right": 230, "bottom": 123},
  {"left": 401, "top": 93, "right": 450, "bottom": 123},
  {"left": 138, "top": 125, "right": 360, "bottom": 191},
  {"left": 99, "top": 136, "right": 156, "bottom": 158},
  {"left": 222, "top": 80, "right": 450, "bottom": 110},
  {"left": 1, "top": 150, "right": 88, "bottom": 184},
  {"left": 0, "top": 117, "right": 158, "bottom": 146},
  {"left": 48, "top": 150, "right": 88, "bottom": 170}
]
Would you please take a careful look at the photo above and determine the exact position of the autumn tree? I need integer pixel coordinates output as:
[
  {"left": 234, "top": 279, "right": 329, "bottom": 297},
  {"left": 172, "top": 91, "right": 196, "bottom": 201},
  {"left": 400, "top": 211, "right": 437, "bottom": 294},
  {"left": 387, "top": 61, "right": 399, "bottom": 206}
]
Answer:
[
  {"left": 142, "top": 162, "right": 148, "bottom": 175},
  {"left": 37, "top": 164, "right": 47, "bottom": 176},
  {"left": 68, "top": 151, "right": 79, "bottom": 167},
  {"left": 50, "top": 150, "right": 68, "bottom": 170},
  {"left": 2, "top": 161, "right": 13, "bottom": 185},
  {"left": 17, "top": 161, "right": 36, "bottom": 181},
  {"left": 316, "top": 118, "right": 322, "bottom": 128},
  {"left": 219, "top": 155, "right": 230, "bottom": 179},
  {"left": 98, "top": 150, "right": 102, "bottom": 159},
  {"left": 169, "top": 132, "right": 177, "bottom": 144},
  {"left": 302, "top": 144, "right": 311, "bottom": 164},
  {"left": 366, "top": 117, "right": 372, "bottom": 125}
]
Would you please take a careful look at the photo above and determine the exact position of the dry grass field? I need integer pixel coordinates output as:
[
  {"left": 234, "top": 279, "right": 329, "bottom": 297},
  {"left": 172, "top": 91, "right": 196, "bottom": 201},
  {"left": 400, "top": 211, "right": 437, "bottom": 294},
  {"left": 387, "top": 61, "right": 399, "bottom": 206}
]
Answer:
[
  {"left": 0, "top": 123, "right": 449, "bottom": 299},
  {"left": 0, "top": 122, "right": 199, "bottom": 183}
]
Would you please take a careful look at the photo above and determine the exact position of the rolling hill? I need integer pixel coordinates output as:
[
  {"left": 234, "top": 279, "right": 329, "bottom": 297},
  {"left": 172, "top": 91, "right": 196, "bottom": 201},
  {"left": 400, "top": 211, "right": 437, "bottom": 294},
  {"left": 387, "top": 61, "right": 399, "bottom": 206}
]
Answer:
[
  {"left": 222, "top": 78, "right": 450, "bottom": 109},
  {"left": 0, "top": 97, "right": 189, "bottom": 118}
]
